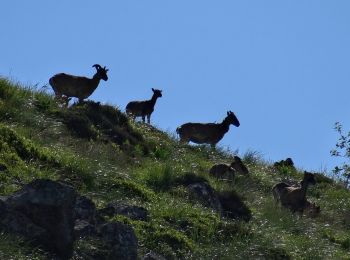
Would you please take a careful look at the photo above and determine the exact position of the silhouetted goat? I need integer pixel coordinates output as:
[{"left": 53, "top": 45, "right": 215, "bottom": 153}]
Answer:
[
  {"left": 49, "top": 64, "right": 108, "bottom": 104},
  {"left": 272, "top": 171, "right": 316, "bottom": 212},
  {"left": 210, "top": 156, "right": 249, "bottom": 181},
  {"left": 176, "top": 111, "right": 240, "bottom": 147},
  {"left": 210, "top": 164, "right": 235, "bottom": 181},
  {"left": 231, "top": 156, "right": 249, "bottom": 175},
  {"left": 125, "top": 88, "right": 162, "bottom": 124}
]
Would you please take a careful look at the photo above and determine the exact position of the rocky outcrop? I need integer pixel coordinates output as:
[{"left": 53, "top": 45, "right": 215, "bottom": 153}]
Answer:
[{"left": 0, "top": 179, "right": 139, "bottom": 259}]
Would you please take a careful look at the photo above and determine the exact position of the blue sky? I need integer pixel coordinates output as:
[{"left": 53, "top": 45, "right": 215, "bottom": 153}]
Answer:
[{"left": 1, "top": 1, "right": 350, "bottom": 172}]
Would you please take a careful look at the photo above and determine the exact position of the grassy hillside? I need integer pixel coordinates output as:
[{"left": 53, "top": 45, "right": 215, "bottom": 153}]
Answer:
[{"left": 0, "top": 77, "right": 350, "bottom": 259}]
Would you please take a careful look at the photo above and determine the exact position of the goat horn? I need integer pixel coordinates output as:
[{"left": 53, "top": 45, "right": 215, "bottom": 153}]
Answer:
[{"left": 92, "top": 64, "right": 102, "bottom": 70}]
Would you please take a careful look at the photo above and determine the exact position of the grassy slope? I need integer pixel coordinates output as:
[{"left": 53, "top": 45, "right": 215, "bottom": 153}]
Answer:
[{"left": 0, "top": 77, "right": 350, "bottom": 259}]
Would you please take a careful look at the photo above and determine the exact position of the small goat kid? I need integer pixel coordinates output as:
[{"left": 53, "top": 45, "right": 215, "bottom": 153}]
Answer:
[
  {"left": 272, "top": 171, "right": 316, "bottom": 213},
  {"left": 125, "top": 88, "right": 162, "bottom": 124},
  {"left": 176, "top": 111, "right": 240, "bottom": 148},
  {"left": 49, "top": 64, "right": 109, "bottom": 104},
  {"left": 209, "top": 156, "right": 249, "bottom": 182},
  {"left": 209, "top": 164, "right": 235, "bottom": 181}
]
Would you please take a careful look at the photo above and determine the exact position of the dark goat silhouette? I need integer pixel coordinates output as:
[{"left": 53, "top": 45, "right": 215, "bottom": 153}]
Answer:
[
  {"left": 176, "top": 111, "right": 240, "bottom": 148},
  {"left": 126, "top": 88, "right": 162, "bottom": 124},
  {"left": 272, "top": 171, "right": 316, "bottom": 212},
  {"left": 49, "top": 64, "right": 108, "bottom": 104}
]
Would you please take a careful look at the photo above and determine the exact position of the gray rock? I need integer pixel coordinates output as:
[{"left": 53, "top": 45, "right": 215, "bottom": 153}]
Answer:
[
  {"left": 74, "top": 219, "right": 97, "bottom": 239},
  {"left": 99, "top": 222, "right": 138, "bottom": 260},
  {"left": 217, "top": 191, "right": 251, "bottom": 221},
  {"left": 0, "top": 199, "right": 48, "bottom": 242},
  {"left": 2, "top": 179, "right": 77, "bottom": 259},
  {"left": 99, "top": 202, "right": 149, "bottom": 221},
  {"left": 75, "top": 195, "right": 98, "bottom": 225},
  {"left": 187, "top": 182, "right": 222, "bottom": 213}
]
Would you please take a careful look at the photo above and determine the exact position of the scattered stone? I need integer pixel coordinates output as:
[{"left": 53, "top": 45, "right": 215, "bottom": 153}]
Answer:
[
  {"left": 99, "top": 201, "right": 149, "bottom": 221},
  {"left": 217, "top": 191, "right": 251, "bottom": 222},
  {"left": 187, "top": 182, "right": 222, "bottom": 213},
  {"left": 99, "top": 222, "right": 138, "bottom": 260}
]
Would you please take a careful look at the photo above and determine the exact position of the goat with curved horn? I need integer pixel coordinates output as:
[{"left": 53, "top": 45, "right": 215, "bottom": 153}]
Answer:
[{"left": 49, "top": 64, "right": 109, "bottom": 104}]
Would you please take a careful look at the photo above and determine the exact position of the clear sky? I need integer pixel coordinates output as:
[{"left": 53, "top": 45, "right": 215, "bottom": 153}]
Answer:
[{"left": 1, "top": 1, "right": 350, "bottom": 173}]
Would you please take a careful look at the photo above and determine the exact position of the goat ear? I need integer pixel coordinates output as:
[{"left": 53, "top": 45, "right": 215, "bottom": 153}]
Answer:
[
  {"left": 227, "top": 111, "right": 230, "bottom": 116},
  {"left": 152, "top": 88, "right": 155, "bottom": 92}
]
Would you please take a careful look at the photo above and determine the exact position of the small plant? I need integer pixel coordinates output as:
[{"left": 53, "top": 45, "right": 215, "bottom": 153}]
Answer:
[
  {"left": 330, "top": 122, "right": 350, "bottom": 187},
  {"left": 142, "top": 164, "right": 176, "bottom": 191}
]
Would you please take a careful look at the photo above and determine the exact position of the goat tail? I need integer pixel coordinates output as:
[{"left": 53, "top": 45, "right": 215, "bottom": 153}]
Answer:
[{"left": 176, "top": 126, "right": 181, "bottom": 135}]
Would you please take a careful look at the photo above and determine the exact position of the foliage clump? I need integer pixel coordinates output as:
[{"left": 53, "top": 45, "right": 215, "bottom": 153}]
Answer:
[{"left": 331, "top": 122, "right": 350, "bottom": 186}]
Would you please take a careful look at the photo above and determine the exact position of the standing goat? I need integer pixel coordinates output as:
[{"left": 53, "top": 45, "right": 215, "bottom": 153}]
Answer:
[
  {"left": 176, "top": 111, "right": 240, "bottom": 148},
  {"left": 272, "top": 171, "right": 316, "bottom": 212},
  {"left": 49, "top": 64, "right": 109, "bottom": 104},
  {"left": 125, "top": 88, "right": 162, "bottom": 124}
]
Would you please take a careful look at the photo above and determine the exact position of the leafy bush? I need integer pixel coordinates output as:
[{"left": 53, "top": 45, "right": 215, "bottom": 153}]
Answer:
[{"left": 331, "top": 122, "right": 350, "bottom": 186}]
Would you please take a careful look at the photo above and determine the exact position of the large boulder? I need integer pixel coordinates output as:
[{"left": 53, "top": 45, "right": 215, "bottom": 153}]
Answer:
[
  {"left": 1, "top": 179, "right": 77, "bottom": 259},
  {"left": 99, "top": 201, "right": 149, "bottom": 221},
  {"left": 0, "top": 198, "right": 48, "bottom": 242}
]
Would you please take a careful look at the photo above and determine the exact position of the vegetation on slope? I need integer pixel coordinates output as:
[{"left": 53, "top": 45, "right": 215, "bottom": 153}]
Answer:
[{"left": 0, "top": 77, "right": 349, "bottom": 259}]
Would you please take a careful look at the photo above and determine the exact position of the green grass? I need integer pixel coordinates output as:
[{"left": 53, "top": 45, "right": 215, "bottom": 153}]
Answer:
[{"left": 1, "top": 77, "right": 350, "bottom": 259}]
